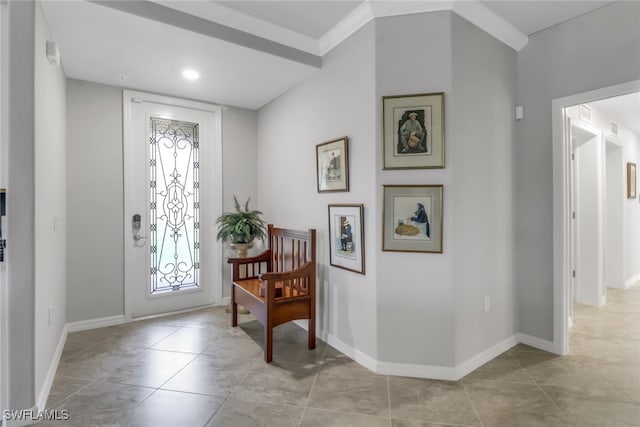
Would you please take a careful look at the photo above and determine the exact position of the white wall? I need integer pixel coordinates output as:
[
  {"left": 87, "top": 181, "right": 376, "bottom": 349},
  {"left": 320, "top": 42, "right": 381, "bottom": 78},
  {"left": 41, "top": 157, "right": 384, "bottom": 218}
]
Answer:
[
  {"left": 258, "top": 22, "right": 378, "bottom": 358},
  {"left": 567, "top": 100, "right": 640, "bottom": 291},
  {"left": 450, "top": 14, "right": 517, "bottom": 364},
  {"left": 66, "top": 79, "right": 258, "bottom": 322},
  {"left": 256, "top": 10, "right": 518, "bottom": 371},
  {"left": 585, "top": 100, "right": 640, "bottom": 287},
  {"left": 515, "top": 1, "right": 640, "bottom": 340},
  {"left": 605, "top": 140, "right": 624, "bottom": 289},
  {"left": 623, "top": 130, "right": 640, "bottom": 284},
  {"left": 374, "top": 12, "right": 455, "bottom": 367},
  {"left": 34, "top": 0, "right": 67, "bottom": 401},
  {"left": 568, "top": 118, "right": 603, "bottom": 306}
]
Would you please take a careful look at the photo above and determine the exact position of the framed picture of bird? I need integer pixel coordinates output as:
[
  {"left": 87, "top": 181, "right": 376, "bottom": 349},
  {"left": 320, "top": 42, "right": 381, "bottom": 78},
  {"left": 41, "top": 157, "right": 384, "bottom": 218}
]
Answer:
[
  {"left": 382, "top": 92, "right": 445, "bottom": 169},
  {"left": 382, "top": 185, "right": 443, "bottom": 253}
]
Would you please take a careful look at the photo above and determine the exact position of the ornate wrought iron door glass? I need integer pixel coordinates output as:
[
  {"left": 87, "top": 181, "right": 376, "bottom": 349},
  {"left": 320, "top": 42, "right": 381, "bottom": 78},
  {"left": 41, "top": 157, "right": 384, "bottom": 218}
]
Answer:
[{"left": 149, "top": 118, "right": 200, "bottom": 295}]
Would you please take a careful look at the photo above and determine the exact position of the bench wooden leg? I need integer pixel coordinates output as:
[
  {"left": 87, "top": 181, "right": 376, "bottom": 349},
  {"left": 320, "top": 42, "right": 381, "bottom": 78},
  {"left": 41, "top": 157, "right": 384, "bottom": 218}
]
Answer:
[
  {"left": 308, "top": 317, "right": 316, "bottom": 350},
  {"left": 265, "top": 323, "right": 273, "bottom": 363},
  {"left": 231, "top": 287, "right": 238, "bottom": 327}
]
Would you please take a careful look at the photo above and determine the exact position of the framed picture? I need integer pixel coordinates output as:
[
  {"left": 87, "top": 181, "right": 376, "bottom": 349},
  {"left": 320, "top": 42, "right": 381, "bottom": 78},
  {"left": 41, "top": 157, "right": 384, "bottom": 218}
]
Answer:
[
  {"left": 383, "top": 185, "right": 443, "bottom": 253},
  {"left": 628, "top": 162, "right": 637, "bottom": 199},
  {"left": 382, "top": 92, "right": 445, "bottom": 169},
  {"left": 328, "top": 204, "right": 365, "bottom": 274},
  {"left": 316, "top": 137, "right": 349, "bottom": 192}
]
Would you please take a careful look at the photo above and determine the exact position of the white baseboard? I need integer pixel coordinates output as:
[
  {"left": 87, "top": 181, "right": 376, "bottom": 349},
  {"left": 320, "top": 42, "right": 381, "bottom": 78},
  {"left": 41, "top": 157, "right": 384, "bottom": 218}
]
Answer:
[
  {"left": 320, "top": 331, "right": 379, "bottom": 374},
  {"left": 66, "top": 314, "right": 125, "bottom": 333},
  {"left": 36, "top": 326, "right": 68, "bottom": 412},
  {"left": 221, "top": 296, "right": 230, "bottom": 306},
  {"left": 454, "top": 334, "right": 518, "bottom": 380},
  {"left": 625, "top": 272, "right": 640, "bottom": 289},
  {"left": 516, "top": 332, "right": 556, "bottom": 353},
  {"left": 377, "top": 359, "right": 457, "bottom": 381},
  {"left": 599, "top": 295, "right": 607, "bottom": 307}
]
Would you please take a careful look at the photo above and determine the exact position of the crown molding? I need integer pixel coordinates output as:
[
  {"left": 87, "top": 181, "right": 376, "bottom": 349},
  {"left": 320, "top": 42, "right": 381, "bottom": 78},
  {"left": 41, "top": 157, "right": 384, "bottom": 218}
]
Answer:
[
  {"left": 153, "top": 0, "right": 529, "bottom": 58},
  {"left": 152, "top": 0, "right": 321, "bottom": 55},
  {"left": 320, "top": 0, "right": 528, "bottom": 55}
]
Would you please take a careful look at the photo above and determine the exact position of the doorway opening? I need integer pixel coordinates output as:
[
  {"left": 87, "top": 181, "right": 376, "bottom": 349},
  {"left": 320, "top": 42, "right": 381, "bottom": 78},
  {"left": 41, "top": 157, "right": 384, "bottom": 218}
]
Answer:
[{"left": 552, "top": 80, "right": 640, "bottom": 355}]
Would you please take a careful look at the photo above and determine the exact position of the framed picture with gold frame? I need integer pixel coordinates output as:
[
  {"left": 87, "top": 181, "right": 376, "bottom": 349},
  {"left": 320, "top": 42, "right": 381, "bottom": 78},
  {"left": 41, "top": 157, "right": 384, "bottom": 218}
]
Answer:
[
  {"left": 382, "top": 92, "right": 445, "bottom": 169},
  {"left": 628, "top": 162, "right": 636, "bottom": 199},
  {"left": 383, "top": 185, "right": 443, "bottom": 253}
]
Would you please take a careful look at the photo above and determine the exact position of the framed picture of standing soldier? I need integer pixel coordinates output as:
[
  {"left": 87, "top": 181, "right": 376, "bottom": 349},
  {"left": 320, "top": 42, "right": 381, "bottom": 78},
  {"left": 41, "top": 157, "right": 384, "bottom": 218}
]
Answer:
[
  {"left": 328, "top": 204, "right": 365, "bottom": 274},
  {"left": 382, "top": 92, "right": 445, "bottom": 169},
  {"left": 316, "top": 137, "right": 349, "bottom": 192}
]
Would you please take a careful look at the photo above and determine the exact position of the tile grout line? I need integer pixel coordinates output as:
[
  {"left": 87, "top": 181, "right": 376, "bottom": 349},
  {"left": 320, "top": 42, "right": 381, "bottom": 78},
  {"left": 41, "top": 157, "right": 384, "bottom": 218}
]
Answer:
[
  {"left": 297, "top": 343, "right": 329, "bottom": 427},
  {"left": 202, "top": 354, "right": 262, "bottom": 426},
  {"left": 460, "top": 381, "right": 485, "bottom": 427},
  {"left": 386, "top": 375, "right": 392, "bottom": 427},
  {"left": 514, "top": 347, "right": 567, "bottom": 417}
]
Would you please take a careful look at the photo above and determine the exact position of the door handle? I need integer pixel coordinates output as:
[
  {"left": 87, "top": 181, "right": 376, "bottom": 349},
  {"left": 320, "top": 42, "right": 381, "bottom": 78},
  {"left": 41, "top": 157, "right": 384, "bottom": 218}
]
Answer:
[{"left": 132, "top": 214, "right": 146, "bottom": 243}]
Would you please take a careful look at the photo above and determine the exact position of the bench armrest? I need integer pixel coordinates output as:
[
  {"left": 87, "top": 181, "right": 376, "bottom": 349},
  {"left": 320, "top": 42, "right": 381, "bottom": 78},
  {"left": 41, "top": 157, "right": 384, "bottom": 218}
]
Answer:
[
  {"left": 259, "top": 262, "right": 314, "bottom": 281},
  {"left": 227, "top": 250, "right": 270, "bottom": 265}
]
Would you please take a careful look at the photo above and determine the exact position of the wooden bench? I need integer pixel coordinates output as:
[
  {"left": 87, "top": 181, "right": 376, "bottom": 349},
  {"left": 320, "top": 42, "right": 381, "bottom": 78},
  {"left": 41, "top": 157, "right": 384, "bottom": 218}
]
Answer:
[{"left": 228, "top": 225, "right": 316, "bottom": 363}]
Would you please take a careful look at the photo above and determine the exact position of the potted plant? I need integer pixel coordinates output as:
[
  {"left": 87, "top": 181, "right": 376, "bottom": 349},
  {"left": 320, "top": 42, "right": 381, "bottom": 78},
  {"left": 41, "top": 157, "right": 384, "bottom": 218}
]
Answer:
[{"left": 216, "top": 196, "right": 267, "bottom": 257}]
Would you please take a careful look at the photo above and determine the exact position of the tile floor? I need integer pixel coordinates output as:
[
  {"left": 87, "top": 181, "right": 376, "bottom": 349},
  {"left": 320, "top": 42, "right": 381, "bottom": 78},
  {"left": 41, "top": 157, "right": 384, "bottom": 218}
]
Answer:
[{"left": 38, "top": 285, "right": 640, "bottom": 426}]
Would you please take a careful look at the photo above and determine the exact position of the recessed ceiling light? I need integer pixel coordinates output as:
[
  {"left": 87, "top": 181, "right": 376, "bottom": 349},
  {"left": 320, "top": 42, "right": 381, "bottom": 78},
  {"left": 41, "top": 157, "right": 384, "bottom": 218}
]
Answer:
[{"left": 182, "top": 69, "right": 200, "bottom": 80}]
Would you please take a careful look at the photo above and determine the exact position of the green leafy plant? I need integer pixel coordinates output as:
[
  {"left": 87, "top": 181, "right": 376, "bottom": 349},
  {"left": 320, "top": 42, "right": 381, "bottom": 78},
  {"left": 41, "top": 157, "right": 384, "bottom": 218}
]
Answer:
[{"left": 215, "top": 196, "right": 267, "bottom": 244}]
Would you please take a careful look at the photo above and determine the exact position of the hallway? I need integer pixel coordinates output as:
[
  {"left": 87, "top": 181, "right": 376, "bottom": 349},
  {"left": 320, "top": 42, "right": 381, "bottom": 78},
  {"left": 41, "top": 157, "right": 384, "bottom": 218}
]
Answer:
[{"left": 39, "top": 286, "right": 640, "bottom": 426}]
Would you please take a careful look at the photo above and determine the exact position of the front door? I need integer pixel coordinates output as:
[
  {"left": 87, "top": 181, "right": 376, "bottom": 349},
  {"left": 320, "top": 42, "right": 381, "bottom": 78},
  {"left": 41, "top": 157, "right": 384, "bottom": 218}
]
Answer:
[{"left": 123, "top": 91, "right": 222, "bottom": 319}]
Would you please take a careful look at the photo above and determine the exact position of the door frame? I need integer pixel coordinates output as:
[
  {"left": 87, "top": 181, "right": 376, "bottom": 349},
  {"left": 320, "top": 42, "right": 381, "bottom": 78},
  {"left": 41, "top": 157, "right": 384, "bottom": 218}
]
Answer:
[
  {"left": 551, "top": 79, "right": 640, "bottom": 355},
  {"left": 122, "top": 90, "right": 223, "bottom": 321}
]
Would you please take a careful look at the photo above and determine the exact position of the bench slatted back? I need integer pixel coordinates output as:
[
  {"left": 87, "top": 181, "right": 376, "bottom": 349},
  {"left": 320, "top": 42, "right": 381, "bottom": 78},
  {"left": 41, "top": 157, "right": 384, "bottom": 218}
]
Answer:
[{"left": 269, "top": 225, "right": 314, "bottom": 273}]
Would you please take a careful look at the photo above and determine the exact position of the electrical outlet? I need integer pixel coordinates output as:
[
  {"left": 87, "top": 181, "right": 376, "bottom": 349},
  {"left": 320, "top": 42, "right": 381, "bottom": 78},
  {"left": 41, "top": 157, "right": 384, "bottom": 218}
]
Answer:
[
  {"left": 484, "top": 296, "right": 491, "bottom": 312},
  {"left": 48, "top": 306, "right": 52, "bottom": 327}
]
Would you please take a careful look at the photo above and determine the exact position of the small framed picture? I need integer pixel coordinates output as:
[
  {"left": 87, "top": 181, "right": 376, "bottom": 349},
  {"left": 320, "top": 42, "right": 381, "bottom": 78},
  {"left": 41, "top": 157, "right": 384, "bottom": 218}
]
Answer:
[
  {"left": 628, "top": 162, "right": 637, "bottom": 199},
  {"left": 328, "top": 204, "right": 365, "bottom": 274},
  {"left": 383, "top": 185, "right": 443, "bottom": 253},
  {"left": 382, "top": 92, "right": 445, "bottom": 169},
  {"left": 316, "top": 137, "right": 349, "bottom": 192}
]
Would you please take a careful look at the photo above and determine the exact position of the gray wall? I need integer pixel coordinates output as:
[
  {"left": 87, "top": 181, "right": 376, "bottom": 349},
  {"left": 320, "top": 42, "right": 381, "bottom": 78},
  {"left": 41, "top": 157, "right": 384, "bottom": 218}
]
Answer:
[
  {"left": 451, "top": 14, "right": 517, "bottom": 364},
  {"left": 66, "top": 79, "right": 258, "bottom": 322},
  {"left": 220, "top": 105, "right": 258, "bottom": 299},
  {"left": 515, "top": 1, "right": 640, "bottom": 340},
  {"left": 374, "top": 12, "right": 456, "bottom": 366},
  {"left": 66, "top": 79, "right": 123, "bottom": 322},
  {"left": 7, "top": 0, "right": 36, "bottom": 410},
  {"left": 258, "top": 22, "right": 378, "bottom": 357},
  {"left": 34, "top": 0, "right": 67, "bottom": 399}
]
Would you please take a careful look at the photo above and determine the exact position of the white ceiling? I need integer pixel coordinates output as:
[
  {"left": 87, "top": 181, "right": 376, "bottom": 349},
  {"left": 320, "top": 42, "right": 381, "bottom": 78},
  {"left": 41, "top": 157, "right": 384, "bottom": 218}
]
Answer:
[
  {"left": 588, "top": 92, "right": 640, "bottom": 136},
  {"left": 481, "top": 1, "right": 613, "bottom": 35},
  {"left": 42, "top": 0, "right": 617, "bottom": 110}
]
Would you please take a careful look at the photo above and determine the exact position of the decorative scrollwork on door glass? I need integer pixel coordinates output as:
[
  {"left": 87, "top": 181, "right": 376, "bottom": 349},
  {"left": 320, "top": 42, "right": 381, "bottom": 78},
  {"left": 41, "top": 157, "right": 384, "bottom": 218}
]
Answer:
[{"left": 149, "top": 117, "right": 200, "bottom": 295}]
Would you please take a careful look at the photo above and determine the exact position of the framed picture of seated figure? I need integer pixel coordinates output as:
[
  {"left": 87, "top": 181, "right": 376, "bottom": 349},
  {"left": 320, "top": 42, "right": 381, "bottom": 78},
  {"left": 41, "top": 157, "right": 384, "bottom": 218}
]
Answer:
[
  {"left": 383, "top": 185, "right": 443, "bottom": 253},
  {"left": 317, "top": 137, "right": 349, "bottom": 192},
  {"left": 382, "top": 92, "right": 445, "bottom": 169},
  {"left": 328, "top": 204, "right": 365, "bottom": 274}
]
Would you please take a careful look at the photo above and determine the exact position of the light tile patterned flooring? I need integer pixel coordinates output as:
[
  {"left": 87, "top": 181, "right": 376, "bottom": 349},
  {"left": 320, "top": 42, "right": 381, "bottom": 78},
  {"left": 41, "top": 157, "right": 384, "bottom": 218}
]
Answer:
[{"left": 39, "top": 285, "right": 640, "bottom": 426}]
